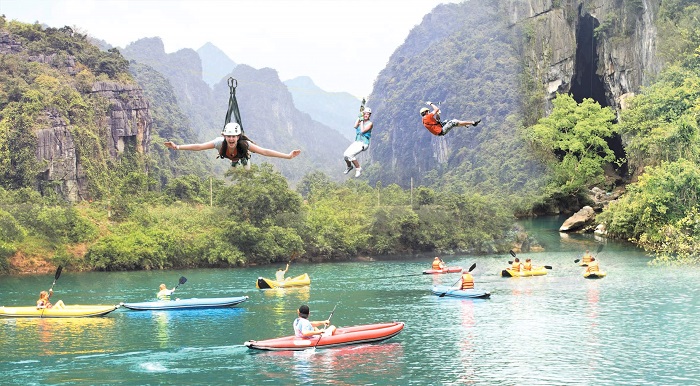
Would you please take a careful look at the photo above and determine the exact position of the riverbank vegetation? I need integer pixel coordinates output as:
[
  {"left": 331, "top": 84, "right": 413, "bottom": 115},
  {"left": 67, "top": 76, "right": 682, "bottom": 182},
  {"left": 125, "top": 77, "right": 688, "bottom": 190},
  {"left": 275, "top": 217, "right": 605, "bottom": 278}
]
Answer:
[{"left": 0, "top": 165, "right": 516, "bottom": 273}]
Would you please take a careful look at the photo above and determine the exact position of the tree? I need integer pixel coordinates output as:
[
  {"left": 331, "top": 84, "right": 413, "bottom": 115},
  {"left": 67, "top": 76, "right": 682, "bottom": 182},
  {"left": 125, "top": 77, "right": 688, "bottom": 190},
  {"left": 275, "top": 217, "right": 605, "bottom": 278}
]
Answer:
[{"left": 526, "top": 94, "right": 617, "bottom": 198}]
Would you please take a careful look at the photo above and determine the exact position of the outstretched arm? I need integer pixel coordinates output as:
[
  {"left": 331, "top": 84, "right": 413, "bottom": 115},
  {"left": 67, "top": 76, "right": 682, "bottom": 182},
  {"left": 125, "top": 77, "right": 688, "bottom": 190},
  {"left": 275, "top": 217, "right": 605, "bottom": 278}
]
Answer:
[
  {"left": 249, "top": 143, "right": 301, "bottom": 159},
  {"left": 164, "top": 140, "right": 217, "bottom": 151},
  {"left": 427, "top": 102, "right": 441, "bottom": 116}
]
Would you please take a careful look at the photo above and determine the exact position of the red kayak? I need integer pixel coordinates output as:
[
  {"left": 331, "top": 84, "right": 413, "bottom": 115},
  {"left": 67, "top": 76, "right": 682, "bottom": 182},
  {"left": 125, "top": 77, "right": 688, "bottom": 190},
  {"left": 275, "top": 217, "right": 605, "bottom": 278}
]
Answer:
[
  {"left": 244, "top": 322, "right": 405, "bottom": 351},
  {"left": 423, "top": 266, "right": 463, "bottom": 274}
]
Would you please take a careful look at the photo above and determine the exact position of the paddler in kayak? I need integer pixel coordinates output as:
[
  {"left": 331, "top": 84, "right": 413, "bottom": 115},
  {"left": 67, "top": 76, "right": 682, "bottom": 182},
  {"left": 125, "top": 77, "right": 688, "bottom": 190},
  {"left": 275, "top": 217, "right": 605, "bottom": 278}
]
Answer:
[
  {"left": 294, "top": 304, "right": 336, "bottom": 338},
  {"left": 276, "top": 263, "right": 290, "bottom": 282},
  {"left": 432, "top": 256, "right": 446, "bottom": 270},
  {"left": 456, "top": 269, "right": 475, "bottom": 290},
  {"left": 581, "top": 250, "right": 593, "bottom": 265},
  {"left": 523, "top": 258, "right": 533, "bottom": 272},
  {"left": 157, "top": 283, "right": 176, "bottom": 301},
  {"left": 585, "top": 257, "right": 601, "bottom": 274},
  {"left": 511, "top": 258, "right": 522, "bottom": 272},
  {"left": 36, "top": 290, "right": 65, "bottom": 310}
]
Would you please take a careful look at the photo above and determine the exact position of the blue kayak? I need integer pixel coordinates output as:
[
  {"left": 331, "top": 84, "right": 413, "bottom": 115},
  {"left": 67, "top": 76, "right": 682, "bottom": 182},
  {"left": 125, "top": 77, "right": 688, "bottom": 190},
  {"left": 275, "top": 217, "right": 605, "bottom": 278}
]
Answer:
[
  {"left": 121, "top": 296, "right": 248, "bottom": 311},
  {"left": 431, "top": 285, "right": 490, "bottom": 299}
]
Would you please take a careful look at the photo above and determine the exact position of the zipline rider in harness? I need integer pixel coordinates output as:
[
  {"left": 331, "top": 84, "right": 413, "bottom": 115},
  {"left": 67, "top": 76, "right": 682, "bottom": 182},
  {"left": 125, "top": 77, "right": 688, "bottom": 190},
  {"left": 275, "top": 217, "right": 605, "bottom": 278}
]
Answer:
[
  {"left": 420, "top": 101, "right": 481, "bottom": 136},
  {"left": 164, "top": 122, "right": 301, "bottom": 165}
]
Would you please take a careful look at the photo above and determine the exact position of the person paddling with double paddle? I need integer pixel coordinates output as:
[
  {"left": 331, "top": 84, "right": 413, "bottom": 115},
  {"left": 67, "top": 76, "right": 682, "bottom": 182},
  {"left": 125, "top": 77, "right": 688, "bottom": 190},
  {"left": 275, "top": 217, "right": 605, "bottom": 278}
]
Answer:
[
  {"left": 36, "top": 289, "right": 65, "bottom": 310},
  {"left": 293, "top": 305, "right": 336, "bottom": 338}
]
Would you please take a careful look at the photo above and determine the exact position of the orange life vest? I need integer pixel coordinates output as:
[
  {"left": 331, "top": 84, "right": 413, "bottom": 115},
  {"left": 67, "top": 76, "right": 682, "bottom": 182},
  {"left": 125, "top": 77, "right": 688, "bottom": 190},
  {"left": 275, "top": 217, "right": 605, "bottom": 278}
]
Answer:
[
  {"left": 511, "top": 261, "right": 521, "bottom": 271},
  {"left": 582, "top": 254, "right": 593, "bottom": 264},
  {"left": 422, "top": 113, "right": 443, "bottom": 136},
  {"left": 523, "top": 261, "right": 532, "bottom": 271},
  {"left": 432, "top": 260, "right": 442, "bottom": 270},
  {"left": 460, "top": 273, "right": 474, "bottom": 290}
]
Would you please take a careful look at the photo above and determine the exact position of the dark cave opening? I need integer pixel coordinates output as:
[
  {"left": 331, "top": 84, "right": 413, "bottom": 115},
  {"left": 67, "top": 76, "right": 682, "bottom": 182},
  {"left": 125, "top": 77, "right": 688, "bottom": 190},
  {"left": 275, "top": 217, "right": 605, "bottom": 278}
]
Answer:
[{"left": 570, "top": 10, "right": 628, "bottom": 183}]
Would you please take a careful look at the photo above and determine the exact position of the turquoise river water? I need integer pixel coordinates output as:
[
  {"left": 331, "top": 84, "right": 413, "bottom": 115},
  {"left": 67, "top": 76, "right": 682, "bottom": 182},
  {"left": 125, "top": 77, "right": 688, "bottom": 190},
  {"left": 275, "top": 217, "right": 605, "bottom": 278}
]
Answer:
[{"left": 1, "top": 216, "right": 699, "bottom": 385}]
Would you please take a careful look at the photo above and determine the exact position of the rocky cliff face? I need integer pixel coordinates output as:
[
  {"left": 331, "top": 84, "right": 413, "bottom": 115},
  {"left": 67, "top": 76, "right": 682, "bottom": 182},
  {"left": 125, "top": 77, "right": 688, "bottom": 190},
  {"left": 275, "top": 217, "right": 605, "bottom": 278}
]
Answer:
[
  {"left": 508, "top": 0, "right": 662, "bottom": 113},
  {"left": 1, "top": 30, "right": 152, "bottom": 202},
  {"left": 34, "top": 81, "right": 151, "bottom": 202}
]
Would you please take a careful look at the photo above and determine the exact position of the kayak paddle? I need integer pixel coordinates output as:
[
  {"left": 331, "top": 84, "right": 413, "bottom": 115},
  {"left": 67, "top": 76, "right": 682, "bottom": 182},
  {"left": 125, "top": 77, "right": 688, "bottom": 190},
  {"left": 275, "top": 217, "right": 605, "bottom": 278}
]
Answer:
[
  {"left": 312, "top": 303, "right": 338, "bottom": 350},
  {"left": 174, "top": 276, "right": 187, "bottom": 290},
  {"left": 48, "top": 265, "right": 63, "bottom": 294},
  {"left": 439, "top": 263, "right": 476, "bottom": 297}
]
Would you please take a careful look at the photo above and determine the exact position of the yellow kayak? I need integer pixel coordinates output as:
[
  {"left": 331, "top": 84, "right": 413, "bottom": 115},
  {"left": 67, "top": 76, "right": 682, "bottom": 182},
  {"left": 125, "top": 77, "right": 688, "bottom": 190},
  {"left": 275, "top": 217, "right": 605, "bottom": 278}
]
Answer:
[
  {"left": 256, "top": 273, "right": 311, "bottom": 289},
  {"left": 0, "top": 305, "right": 120, "bottom": 318},
  {"left": 584, "top": 271, "right": 607, "bottom": 279},
  {"left": 501, "top": 266, "right": 548, "bottom": 277}
]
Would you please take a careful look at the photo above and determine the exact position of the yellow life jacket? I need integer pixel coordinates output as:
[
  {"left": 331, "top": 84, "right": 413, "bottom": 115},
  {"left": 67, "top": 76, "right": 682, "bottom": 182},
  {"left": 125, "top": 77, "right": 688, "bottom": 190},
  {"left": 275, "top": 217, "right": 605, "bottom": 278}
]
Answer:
[
  {"left": 432, "top": 260, "right": 442, "bottom": 270},
  {"left": 523, "top": 261, "right": 532, "bottom": 271},
  {"left": 587, "top": 261, "right": 600, "bottom": 273},
  {"left": 460, "top": 273, "right": 474, "bottom": 290},
  {"left": 511, "top": 261, "right": 521, "bottom": 271}
]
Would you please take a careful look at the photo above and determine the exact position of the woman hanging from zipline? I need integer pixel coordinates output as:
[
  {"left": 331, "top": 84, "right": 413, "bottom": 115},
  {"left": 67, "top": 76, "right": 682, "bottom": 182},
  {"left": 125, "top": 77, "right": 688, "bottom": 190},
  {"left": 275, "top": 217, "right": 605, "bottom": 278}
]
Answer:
[
  {"left": 164, "top": 122, "right": 300, "bottom": 165},
  {"left": 164, "top": 77, "right": 300, "bottom": 165}
]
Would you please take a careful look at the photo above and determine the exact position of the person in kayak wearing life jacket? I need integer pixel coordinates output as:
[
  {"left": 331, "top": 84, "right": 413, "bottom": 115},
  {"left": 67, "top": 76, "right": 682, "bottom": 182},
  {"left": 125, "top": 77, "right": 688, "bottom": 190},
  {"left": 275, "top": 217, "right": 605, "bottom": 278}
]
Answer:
[
  {"left": 36, "top": 290, "right": 65, "bottom": 310},
  {"left": 276, "top": 263, "right": 290, "bottom": 282},
  {"left": 164, "top": 122, "right": 301, "bottom": 167},
  {"left": 294, "top": 305, "right": 336, "bottom": 338},
  {"left": 457, "top": 269, "right": 475, "bottom": 290},
  {"left": 157, "top": 284, "right": 176, "bottom": 301},
  {"left": 582, "top": 250, "right": 593, "bottom": 265},
  {"left": 343, "top": 108, "right": 373, "bottom": 178},
  {"left": 420, "top": 101, "right": 480, "bottom": 136},
  {"left": 511, "top": 258, "right": 522, "bottom": 272},
  {"left": 585, "top": 257, "right": 600, "bottom": 274},
  {"left": 432, "top": 256, "right": 446, "bottom": 270},
  {"left": 523, "top": 258, "right": 533, "bottom": 272}
]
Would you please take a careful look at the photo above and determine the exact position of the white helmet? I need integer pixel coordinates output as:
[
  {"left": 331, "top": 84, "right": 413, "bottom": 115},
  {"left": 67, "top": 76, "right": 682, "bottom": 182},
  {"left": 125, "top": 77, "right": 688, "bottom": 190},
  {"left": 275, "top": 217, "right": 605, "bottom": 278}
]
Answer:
[
  {"left": 222, "top": 122, "right": 242, "bottom": 136},
  {"left": 363, "top": 108, "right": 372, "bottom": 114}
]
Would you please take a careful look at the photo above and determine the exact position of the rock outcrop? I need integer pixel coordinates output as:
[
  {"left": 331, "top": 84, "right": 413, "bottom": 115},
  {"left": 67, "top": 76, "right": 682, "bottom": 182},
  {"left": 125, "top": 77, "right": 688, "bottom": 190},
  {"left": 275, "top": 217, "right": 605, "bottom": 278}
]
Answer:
[
  {"left": 509, "top": 0, "right": 662, "bottom": 113},
  {"left": 559, "top": 205, "right": 596, "bottom": 232}
]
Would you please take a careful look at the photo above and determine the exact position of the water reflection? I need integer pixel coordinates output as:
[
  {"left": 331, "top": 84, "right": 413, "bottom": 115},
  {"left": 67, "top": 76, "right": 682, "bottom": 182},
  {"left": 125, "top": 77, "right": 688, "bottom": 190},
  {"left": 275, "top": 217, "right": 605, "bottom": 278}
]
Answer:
[
  {"left": 4, "top": 317, "right": 117, "bottom": 356},
  {"left": 153, "top": 311, "right": 170, "bottom": 347},
  {"left": 260, "top": 342, "right": 406, "bottom": 385}
]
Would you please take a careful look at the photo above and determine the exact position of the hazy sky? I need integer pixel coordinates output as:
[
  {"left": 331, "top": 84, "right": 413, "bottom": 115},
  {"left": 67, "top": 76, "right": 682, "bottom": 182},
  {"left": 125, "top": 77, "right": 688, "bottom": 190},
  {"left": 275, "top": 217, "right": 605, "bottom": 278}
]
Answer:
[{"left": 1, "top": 0, "right": 459, "bottom": 97}]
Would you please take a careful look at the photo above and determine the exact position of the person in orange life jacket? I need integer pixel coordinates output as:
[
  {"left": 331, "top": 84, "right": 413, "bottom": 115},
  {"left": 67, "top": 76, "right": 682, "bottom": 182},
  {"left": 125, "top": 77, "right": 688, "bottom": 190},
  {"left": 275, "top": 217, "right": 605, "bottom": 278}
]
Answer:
[
  {"left": 164, "top": 122, "right": 301, "bottom": 167},
  {"left": 511, "top": 258, "right": 522, "bottom": 272},
  {"left": 585, "top": 257, "right": 600, "bottom": 274},
  {"left": 582, "top": 250, "right": 593, "bottom": 264},
  {"left": 420, "top": 102, "right": 480, "bottom": 136},
  {"left": 36, "top": 289, "right": 65, "bottom": 309},
  {"left": 343, "top": 108, "right": 373, "bottom": 178},
  {"left": 457, "top": 269, "right": 475, "bottom": 290},
  {"left": 432, "top": 256, "right": 446, "bottom": 270},
  {"left": 293, "top": 304, "right": 336, "bottom": 338},
  {"left": 523, "top": 258, "right": 533, "bottom": 271}
]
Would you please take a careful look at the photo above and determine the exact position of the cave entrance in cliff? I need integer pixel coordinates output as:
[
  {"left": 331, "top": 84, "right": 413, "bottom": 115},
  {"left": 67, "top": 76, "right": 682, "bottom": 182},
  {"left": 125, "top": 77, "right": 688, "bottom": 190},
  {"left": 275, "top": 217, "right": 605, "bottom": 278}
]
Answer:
[
  {"left": 570, "top": 12, "right": 606, "bottom": 106},
  {"left": 570, "top": 10, "right": 628, "bottom": 182}
]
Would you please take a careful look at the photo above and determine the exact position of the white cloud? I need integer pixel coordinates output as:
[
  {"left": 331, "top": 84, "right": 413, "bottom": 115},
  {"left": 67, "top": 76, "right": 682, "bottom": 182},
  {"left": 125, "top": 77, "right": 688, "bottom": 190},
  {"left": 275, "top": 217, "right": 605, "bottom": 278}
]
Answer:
[{"left": 0, "top": 0, "right": 459, "bottom": 97}]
